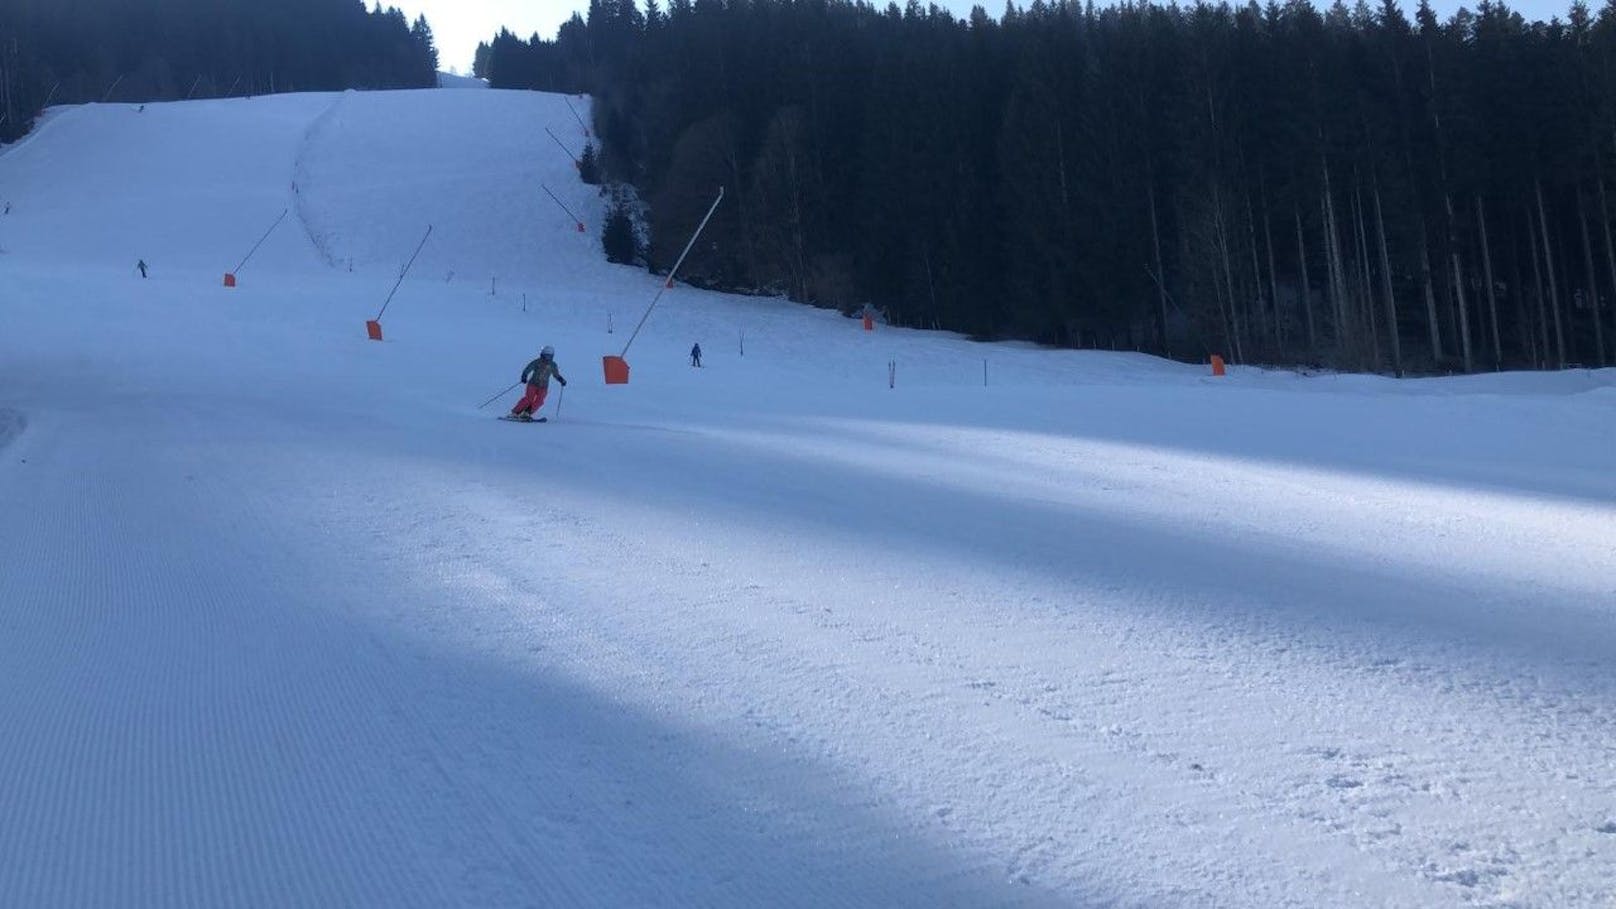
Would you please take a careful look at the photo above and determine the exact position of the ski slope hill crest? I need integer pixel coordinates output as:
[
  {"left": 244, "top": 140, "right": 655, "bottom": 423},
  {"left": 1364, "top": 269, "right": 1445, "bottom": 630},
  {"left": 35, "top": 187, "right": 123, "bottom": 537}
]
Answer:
[{"left": 0, "top": 88, "right": 1614, "bottom": 906}]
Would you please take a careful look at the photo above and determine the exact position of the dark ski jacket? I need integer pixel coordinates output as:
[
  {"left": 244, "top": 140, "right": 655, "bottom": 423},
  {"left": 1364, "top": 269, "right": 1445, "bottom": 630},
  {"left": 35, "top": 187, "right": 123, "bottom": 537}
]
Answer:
[{"left": 521, "top": 357, "right": 566, "bottom": 388}]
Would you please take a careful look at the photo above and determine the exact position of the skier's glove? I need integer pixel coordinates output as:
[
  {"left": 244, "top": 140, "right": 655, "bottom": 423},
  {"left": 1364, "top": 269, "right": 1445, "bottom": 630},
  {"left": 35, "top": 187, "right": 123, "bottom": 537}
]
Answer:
[{"left": 559, "top": 378, "right": 568, "bottom": 387}]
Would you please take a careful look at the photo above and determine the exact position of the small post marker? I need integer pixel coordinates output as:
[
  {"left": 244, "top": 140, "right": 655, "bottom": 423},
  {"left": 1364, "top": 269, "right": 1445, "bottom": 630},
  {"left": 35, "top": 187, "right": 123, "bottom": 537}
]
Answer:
[{"left": 1211, "top": 354, "right": 1226, "bottom": 377}]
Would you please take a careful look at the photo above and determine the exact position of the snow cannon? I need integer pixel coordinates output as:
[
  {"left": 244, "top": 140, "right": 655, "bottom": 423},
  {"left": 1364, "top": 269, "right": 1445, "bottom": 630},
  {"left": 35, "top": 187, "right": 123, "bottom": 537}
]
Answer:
[{"left": 602, "top": 355, "right": 629, "bottom": 385}]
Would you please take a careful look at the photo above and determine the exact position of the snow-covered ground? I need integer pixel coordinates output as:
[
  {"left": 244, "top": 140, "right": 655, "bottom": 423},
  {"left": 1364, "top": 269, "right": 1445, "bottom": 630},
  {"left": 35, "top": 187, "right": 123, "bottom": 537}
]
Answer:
[{"left": 1, "top": 89, "right": 1613, "bottom": 907}]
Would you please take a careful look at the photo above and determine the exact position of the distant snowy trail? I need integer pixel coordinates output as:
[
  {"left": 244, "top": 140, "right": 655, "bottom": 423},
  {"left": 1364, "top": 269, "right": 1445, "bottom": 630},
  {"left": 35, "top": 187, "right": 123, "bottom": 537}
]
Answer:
[{"left": 3, "top": 88, "right": 1615, "bottom": 906}]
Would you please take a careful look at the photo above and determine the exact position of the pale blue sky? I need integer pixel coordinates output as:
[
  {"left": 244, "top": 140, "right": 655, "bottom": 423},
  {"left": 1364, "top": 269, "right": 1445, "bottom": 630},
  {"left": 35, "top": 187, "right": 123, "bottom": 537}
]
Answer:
[{"left": 392, "top": 0, "right": 1582, "bottom": 74}]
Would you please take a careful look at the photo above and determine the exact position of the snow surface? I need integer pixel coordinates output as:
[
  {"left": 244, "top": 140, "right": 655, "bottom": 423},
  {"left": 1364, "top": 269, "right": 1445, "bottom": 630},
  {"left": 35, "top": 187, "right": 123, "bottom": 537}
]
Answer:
[
  {"left": 437, "top": 72, "right": 490, "bottom": 90},
  {"left": 1, "top": 90, "right": 1614, "bottom": 907}
]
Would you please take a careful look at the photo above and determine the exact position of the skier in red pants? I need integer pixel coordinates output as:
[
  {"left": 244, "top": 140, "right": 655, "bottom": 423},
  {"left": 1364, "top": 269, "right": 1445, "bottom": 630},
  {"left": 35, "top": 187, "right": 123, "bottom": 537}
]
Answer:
[{"left": 510, "top": 345, "right": 567, "bottom": 421}]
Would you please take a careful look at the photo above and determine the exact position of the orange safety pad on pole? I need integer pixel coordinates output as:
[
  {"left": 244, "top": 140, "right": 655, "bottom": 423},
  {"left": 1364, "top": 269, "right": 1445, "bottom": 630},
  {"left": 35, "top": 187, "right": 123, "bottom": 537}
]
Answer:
[
  {"left": 1211, "top": 354, "right": 1226, "bottom": 376},
  {"left": 602, "top": 355, "right": 630, "bottom": 384},
  {"left": 366, "top": 320, "right": 383, "bottom": 341},
  {"left": 223, "top": 273, "right": 237, "bottom": 287},
  {"left": 863, "top": 314, "right": 874, "bottom": 331}
]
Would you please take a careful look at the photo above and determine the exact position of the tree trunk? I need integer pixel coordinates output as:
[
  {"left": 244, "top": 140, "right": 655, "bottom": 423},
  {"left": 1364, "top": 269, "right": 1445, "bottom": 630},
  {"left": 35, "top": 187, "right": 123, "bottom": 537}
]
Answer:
[
  {"left": 1536, "top": 178, "right": 1566, "bottom": 368},
  {"left": 1147, "top": 176, "right": 1170, "bottom": 356},
  {"left": 1246, "top": 191, "right": 1268, "bottom": 353},
  {"left": 1511, "top": 216, "right": 1534, "bottom": 368},
  {"left": 1374, "top": 174, "right": 1403, "bottom": 375},
  {"left": 1417, "top": 216, "right": 1443, "bottom": 364},
  {"left": 1529, "top": 205, "right": 1550, "bottom": 368},
  {"left": 1438, "top": 191, "right": 1472, "bottom": 373},
  {"left": 1322, "top": 189, "right": 1342, "bottom": 348},
  {"left": 1599, "top": 173, "right": 1616, "bottom": 367},
  {"left": 1295, "top": 204, "right": 1317, "bottom": 351},
  {"left": 1579, "top": 186, "right": 1607, "bottom": 367},
  {"left": 1321, "top": 163, "right": 1350, "bottom": 351},
  {"left": 1475, "top": 196, "right": 1501, "bottom": 371},
  {"left": 1262, "top": 182, "right": 1282, "bottom": 350},
  {"left": 1451, "top": 248, "right": 1473, "bottom": 373},
  {"left": 1213, "top": 182, "right": 1243, "bottom": 363},
  {"left": 1353, "top": 177, "right": 1379, "bottom": 368}
]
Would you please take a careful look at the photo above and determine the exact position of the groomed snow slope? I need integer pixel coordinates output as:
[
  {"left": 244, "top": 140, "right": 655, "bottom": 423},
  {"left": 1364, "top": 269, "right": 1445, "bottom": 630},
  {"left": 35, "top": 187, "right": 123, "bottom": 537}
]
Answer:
[{"left": 1, "top": 89, "right": 1614, "bottom": 907}]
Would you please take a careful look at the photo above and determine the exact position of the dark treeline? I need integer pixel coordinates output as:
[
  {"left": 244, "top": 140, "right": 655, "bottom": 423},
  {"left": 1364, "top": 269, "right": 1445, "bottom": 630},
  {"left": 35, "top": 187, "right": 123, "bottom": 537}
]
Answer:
[
  {"left": 0, "top": 0, "right": 439, "bottom": 144},
  {"left": 483, "top": 0, "right": 1616, "bottom": 373}
]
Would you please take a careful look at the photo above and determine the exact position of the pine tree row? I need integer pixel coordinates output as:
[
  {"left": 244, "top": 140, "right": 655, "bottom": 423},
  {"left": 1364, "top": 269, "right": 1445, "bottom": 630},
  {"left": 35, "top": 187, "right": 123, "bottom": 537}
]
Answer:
[
  {"left": 0, "top": 0, "right": 439, "bottom": 143},
  {"left": 485, "top": 0, "right": 1616, "bottom": 373}
]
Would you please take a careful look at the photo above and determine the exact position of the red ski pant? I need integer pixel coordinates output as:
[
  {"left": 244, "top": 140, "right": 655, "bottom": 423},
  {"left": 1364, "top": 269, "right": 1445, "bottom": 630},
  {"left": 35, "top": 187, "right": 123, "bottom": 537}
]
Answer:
[{"left": 511, "top": 383, "right": 549, "bottom": 415}]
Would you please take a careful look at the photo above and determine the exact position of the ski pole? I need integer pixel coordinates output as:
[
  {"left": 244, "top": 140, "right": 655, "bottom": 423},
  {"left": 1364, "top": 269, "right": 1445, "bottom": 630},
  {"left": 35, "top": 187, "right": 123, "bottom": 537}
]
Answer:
[
  {"left": 555, "top": 383, "right": 565, "bottom": 420},
  {"left": 477, "top": 380, "right": 521, "bottom": 409}
]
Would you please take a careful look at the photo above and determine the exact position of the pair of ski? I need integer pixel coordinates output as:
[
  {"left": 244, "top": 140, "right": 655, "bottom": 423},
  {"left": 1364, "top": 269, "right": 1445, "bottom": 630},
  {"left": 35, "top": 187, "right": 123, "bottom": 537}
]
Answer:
[{"left": 497, "top": 415, "right": 548, "bottom": 424}]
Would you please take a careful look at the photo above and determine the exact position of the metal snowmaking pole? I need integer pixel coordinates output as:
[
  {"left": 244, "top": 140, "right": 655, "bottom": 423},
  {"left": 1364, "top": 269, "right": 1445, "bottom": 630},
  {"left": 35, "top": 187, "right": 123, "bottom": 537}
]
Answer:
[
  {"left": 541, "top": 184, "right": 586, "bottom": 232},
  {"left": 374, "top": 225, "right": 434, "bottom": 322},
  {"left": 544, "top": 127, "right": 581, "bottom": 168},
  {"left": 231, "top": 208, "right": 289, "bottom": 276},
  {"left": 564, "top": 98, "right": 590, "bottom": 137},
  {"left": 620, "top": 187, "right": 725, "bottom": 358}
]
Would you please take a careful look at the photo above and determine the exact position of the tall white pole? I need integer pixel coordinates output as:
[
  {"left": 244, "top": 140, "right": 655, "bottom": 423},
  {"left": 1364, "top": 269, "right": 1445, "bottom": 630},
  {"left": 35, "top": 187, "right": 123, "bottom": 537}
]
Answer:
[{"left": 620, "top": 187, "right": 725, "bottom": 357}]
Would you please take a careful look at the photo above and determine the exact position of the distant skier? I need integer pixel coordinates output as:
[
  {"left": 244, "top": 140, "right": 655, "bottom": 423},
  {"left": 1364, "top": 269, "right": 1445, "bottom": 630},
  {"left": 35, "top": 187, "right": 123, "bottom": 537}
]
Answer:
[
  {"left": 510, "top": 345, "right": 567, "bottom": 421},
  {"left": 690, "top": 343, "right": 702, "bottom": 367},
  {"left": 137, "top": 259, "right": 148, "bottom": 278}
]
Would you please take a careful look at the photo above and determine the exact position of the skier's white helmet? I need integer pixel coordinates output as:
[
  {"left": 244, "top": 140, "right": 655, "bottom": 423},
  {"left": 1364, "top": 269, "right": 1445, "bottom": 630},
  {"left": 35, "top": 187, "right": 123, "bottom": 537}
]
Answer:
[{"left": 541, "top": 345, "right": 555, "bottom": 357}]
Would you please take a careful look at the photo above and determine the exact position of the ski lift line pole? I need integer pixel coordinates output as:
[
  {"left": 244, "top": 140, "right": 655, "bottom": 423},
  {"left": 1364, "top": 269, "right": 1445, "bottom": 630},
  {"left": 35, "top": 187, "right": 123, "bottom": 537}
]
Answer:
[
  {"left": 101, "top": 74, "right": 125, "bottom": 103},
  {"left": 541, "top": 183, "right": 584, "bottom": 227},
  {"left": 620, "top": 186, "right": 725, "bottom": 358},
  {"left": 231, "top": 208, "right": 289, "bottom": 274},
  {"left": 544, "top": 126, "right": 580, "bottom": 166},
  {"left": 374, "top": 224, "right": 433, "bottom": 321}
]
